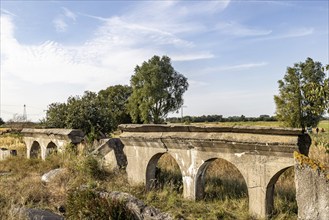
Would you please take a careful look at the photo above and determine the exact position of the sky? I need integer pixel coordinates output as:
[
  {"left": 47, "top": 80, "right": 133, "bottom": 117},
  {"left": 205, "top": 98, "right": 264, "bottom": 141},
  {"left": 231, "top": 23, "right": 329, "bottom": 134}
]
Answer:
[{"left": 0, "top": 0, "right": 328, "bottom": 122}]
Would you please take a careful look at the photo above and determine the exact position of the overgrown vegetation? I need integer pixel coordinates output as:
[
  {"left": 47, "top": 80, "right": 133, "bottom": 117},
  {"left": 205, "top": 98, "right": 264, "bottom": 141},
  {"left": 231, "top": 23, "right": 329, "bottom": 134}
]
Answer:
[
  {"left": 1, "top": 121, "right": 328, "bottom": 219},
  {"left": 44, "top": 85, "right": 132, "bottom": 137}
]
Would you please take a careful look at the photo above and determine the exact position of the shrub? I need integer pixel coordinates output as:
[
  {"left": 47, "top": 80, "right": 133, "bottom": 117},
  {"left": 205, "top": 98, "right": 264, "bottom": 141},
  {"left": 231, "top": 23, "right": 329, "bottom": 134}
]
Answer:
[{"left": 66, "top": 188, "right": 135, "bottom": 220}]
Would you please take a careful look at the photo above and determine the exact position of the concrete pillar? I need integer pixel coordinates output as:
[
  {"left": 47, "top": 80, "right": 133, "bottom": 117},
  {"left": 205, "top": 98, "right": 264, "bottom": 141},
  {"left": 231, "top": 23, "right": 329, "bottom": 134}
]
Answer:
[
  {"left": 169, "top": 149, "right": 200, "bottom": 200},
  {"left": 248, "top": 186, "right": 267, "bottom": 218},
  {"left": 39, "top": 140, "right": 49, "bottom": 160},
  {"left": 241, "top": 155, "right": 268, "bottom": 219},
  {"left": 23, "top": 137, "right": 33, "bottom": 159}
]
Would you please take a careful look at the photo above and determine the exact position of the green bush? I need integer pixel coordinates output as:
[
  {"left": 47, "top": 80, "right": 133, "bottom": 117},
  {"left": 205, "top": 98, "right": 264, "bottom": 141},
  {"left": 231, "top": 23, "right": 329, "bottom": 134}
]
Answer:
[
  {"left": 78, "top": 156, "right": 108, "bottom": 180},
  {"left": 66, "top": 188, "right": 135, "bottom": 220}
]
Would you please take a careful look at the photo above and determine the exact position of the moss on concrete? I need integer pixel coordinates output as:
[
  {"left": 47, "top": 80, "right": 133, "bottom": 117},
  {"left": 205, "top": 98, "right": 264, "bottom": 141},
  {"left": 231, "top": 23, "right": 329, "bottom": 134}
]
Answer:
[{"left": 294, "top": 151, "right": 328, "bottom": 179}]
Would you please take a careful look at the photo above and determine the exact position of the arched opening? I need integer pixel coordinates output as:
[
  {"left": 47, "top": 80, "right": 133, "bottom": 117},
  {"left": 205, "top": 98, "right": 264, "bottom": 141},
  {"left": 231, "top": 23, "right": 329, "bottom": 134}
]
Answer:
[
  {"left": 30, "top": 141, "right": 41, "bottom": 158},
  {"left": 146, "top": 153, "right": 183, "bottom": 193},
  {"left": 46, "top": 142, "right": 57, "bottom": 157},
  {"left": 196, "top": 158, "right": 248, "bottom": 201},
  {"left": 266, "top": 166, "right": 297, "bottom": 218}
]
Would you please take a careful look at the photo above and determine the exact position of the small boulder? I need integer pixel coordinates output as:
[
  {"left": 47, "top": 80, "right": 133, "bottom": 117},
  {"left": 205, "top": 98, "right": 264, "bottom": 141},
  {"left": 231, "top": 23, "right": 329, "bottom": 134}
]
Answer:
[
  {"left": 100, "top": 191, "right": 173, "bottom": 220},
  {"left": 41, "top": 168, "right": 66, "bottom": 183},
  {"left": 13, "top": 207, "right": 64, "bottom": 220}
]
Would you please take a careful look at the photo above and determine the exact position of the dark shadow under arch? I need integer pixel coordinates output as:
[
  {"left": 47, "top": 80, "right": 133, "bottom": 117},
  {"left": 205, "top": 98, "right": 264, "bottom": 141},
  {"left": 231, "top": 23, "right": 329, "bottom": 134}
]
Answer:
[
  {"left": 196, "top": 158, "right": 248, "bottom": 201},
  {"left": 46, "top": 141, "right": 57, "bottom": 156},
  {"left": 30, "top": 141, "right": 41, "bottom": 158},
  {"left": 266, "top": 166, "right": 296, "bottom": 217},
  {"left": 146, "top": 153, "right": 183, "bottom": 193}
]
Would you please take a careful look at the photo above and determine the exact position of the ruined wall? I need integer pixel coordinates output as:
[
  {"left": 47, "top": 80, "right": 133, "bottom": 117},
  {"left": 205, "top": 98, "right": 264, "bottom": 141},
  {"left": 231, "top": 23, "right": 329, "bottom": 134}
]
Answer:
[
  {"left": 0, "top": 148, "right": 17, "bottom": 161},
  {"left": 294, "top": 152, "right": 329, "bottom": 220},
  {"left": 92, "top": 138, "right": 127, "bottom": 170}
]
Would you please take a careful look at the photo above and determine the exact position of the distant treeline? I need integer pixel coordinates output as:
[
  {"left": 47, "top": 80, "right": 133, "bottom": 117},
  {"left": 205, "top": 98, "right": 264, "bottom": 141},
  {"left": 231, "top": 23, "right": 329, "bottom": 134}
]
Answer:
[{"left": 166, "top": 115, "right": 277, "bottom": 123}]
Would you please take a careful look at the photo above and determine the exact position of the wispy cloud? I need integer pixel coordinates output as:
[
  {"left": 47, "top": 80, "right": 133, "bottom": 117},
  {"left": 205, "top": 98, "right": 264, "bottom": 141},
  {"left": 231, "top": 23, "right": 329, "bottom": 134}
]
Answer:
[
  {"left": 0, "top": 0, "right": 231, "bottom": 121},
  {"left": 53, "top": 7, "right": 76, "bottom": 32},
  {"left": 1, "top": 8, "right": 16, "bottom": 17},
  {"left": 62, "top": 7, "right": 76, "bottom": 21},
  {"left": 216, "top": 21, "right": 272, "bottom": 37},
  {"left": 171, "top": 53, "right": 214, "bottom": 61},
  {"left": 53, "top": 17, "right": 67, "bottom": 32},
  {"left": 205, "top": 62, "right": 268, "bottom": 73},
  {"left": 254, "top": 27, "right": 314, "bottom": 41}
]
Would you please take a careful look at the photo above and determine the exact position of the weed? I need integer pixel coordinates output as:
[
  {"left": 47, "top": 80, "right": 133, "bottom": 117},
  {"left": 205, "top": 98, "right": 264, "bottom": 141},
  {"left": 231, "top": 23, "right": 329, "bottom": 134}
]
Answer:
[{"left": 66, "top": 187, "right": 135, "bottom": 220}]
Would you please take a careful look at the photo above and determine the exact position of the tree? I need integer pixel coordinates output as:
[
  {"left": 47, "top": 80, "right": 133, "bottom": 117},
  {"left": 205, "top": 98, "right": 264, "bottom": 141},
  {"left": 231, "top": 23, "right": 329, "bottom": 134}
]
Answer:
[
  {"left": 44, "top": 85, "right": 132, "bottom": 138},
  {"left": 98, "top": 85, "right": 132, "bottom": 128},
  {"left": 0, "top": 117, "right": 4, "bottom": 126},
  {"left": 274, "top": 58, "right": 328, "bottom": 128},
  {"left": 45, "top": 103, "right": 67, "bottom": 128},
  {"left": 127, "top": 55, "right": 189, "bottom": 124},
  {"left": 65, "top": 91, "right": 112, "bottom": 136}
]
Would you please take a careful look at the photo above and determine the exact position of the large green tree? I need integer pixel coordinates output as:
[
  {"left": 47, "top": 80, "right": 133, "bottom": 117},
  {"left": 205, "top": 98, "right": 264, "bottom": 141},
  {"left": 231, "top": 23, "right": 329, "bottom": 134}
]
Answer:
[
  {"left": 274, "top": 58, "right": 328, "bottom": 128},
  {"left": 127, "top": 55, "right": 189, "bottom": 124}
]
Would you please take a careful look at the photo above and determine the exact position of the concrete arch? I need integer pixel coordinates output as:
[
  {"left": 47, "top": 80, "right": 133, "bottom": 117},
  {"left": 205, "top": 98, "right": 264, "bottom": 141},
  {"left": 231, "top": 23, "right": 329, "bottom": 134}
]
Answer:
[
  {"left": 265, "top": 165, "right": 293, "bottom": 216},
  {"left": 195, "top": 157, "right": 248, "bottom": 200},
  {"left": 46, "top": 141, "right": 58, "bottom": 157},
  {"left": 30, "top": 141, "right": 42, "bottom": 159},
  {"left": 145, "top": 152, "right": 183, "bottom": 191}
]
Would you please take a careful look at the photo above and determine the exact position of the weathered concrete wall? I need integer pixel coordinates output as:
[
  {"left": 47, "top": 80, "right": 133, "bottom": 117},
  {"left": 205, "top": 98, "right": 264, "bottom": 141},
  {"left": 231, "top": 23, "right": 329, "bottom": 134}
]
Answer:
[
  {"left": 294, "top": 152, "right": 329, "bottom": 220},
  {"left": 119, "top": 124, "right": 310, "bottom": 219},
  {"left": 92, "top": 138, "right": 127, "bottom": 170},
  {"left": 0, "top": 148, "right": 17, "bottom": 160}
]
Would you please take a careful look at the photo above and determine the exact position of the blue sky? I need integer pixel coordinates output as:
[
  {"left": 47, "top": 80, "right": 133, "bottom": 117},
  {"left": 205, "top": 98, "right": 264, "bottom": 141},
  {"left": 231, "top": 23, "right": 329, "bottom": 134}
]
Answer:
[{"left": 1, "top": 0, "right": 328, "bottom": 121}]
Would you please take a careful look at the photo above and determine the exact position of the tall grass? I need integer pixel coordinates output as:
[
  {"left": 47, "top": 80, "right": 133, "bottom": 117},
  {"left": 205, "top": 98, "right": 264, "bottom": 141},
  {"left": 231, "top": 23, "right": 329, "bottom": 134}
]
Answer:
[
  {"left": 2, "top": 121, "right": 328, "bottom": 219},
  {"left": 0, "top": 133, "right": 26, "bottom": 157},
  {"left": 148, "top": 154, "right": 296, "bottom": 219}
]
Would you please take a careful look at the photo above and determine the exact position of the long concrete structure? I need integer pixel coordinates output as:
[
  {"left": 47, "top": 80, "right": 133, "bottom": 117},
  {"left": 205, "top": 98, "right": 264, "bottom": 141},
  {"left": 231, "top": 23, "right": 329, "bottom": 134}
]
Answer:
[
  {"left": 22, "top": 128, "right": 84, "bottom": 160},
  {"left": 119, "top": 124, "right": 311, "bottom": 219}
]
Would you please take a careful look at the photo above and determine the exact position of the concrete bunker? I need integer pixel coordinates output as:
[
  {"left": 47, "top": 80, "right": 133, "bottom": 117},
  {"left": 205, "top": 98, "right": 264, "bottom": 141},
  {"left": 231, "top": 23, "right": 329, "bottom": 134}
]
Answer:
[
  {"left": 146, "top": 152, "right": 183, "bottom": 193},
  {"left": 196, "top": 158, "right": 248, "bottom": 201},
  {"left": 266, "top": 166, "right": 296, "bottom": 217},
  {"left": 30, "top": 141, "right": 41, "bottom": 158}
]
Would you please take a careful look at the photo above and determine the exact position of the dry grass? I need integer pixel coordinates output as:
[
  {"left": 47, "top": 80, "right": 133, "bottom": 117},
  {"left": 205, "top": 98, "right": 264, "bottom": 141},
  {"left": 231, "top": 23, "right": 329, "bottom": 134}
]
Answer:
[
  {"left": 1, "top": 121, "right": 328, "bottom": 219},
  {"left": 0, "top": 148, "right": 297, "bottom": 220},
  {"left": 151, "top": 153, "right": 297, "bottom": 219}
]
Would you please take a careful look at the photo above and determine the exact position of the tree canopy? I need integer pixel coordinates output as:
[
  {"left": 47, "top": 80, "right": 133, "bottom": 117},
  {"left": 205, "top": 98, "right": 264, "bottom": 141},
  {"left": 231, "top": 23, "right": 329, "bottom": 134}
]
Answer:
[
  {"left": 127, "top": 55, "right": 189, "bottom": 124},
  {"left": 274, "top": 58, "right": 328, "bottom": 128},
  {"left": 44, "top": 85, "right": 132, "bottom": 137},
  {"left": 0, "top": 117, "right": 5, "bottom": 126}
]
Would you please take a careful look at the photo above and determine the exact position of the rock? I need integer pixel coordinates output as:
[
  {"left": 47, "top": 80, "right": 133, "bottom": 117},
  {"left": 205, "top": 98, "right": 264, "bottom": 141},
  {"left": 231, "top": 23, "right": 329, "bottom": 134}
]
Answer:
[
  {"left": 13, "top": 207, "right": 64, "bottom": 220},
  {"left": 99, "top": 191, "right": 172, "bottom": 220},
  {"left": 92, "top": 138, "right": 127, "bottom": 170},
  {"left": 26, "top": 209, "right": 64, "bottom": 220},
  {"left": 41, "top": 168, "right": 66, "bottom": 183}
]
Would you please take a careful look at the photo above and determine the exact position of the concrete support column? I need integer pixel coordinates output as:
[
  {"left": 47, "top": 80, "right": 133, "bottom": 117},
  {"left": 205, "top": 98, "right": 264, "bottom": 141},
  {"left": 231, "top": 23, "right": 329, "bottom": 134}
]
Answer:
[
  {"left": 248, "top": 186, "right": 267, "bottom": 219},
  {"left": 169, "top": 149, "right": 200, "bottom": 200},
  {"left": 39, "top": 140, "right": 49, "bottom": 160},
  {"left": 242, "top": 156, "right": 269, "bottom": 219},
  {"left": 23, "top": 138, "right": 33, "bottom": 159},
  {"left": 182, "top": 173, "right": 196, "bottom": 199}
]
